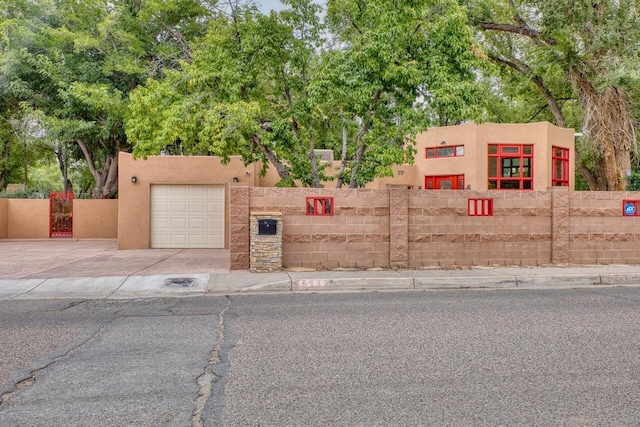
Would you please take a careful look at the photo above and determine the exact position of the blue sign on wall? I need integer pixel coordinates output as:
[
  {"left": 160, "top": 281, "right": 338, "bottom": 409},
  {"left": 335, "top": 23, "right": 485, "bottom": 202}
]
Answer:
[{"left": 624, "top": 203, "right": 636, "bottom": 216}]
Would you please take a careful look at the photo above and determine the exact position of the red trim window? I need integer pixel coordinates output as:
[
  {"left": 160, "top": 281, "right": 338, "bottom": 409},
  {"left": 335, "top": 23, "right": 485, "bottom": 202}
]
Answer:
[
  {"left": 488, "top": 144, "right": 533, "bottom": 190},
  {"left": 426, "top": 145, "right": 464, "bottom": 159},
  {"left": 306, "top": 197, "right": 334, "bottom": 216},
  {"left": 424, "top": 175, "right": 465, "bottom": 190},
  {"left": 552, "top": 146, "right": 569, "bottom": 187}
]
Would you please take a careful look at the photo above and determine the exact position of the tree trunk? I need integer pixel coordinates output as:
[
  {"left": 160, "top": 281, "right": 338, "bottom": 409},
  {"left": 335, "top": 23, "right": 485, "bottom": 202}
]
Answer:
[
  {"left": 336, "top": 124, "right": 348, "bottom": 188},
  {"left": 348, "top": 89, "right": 382, "bottom": 188},
  {"left": 0, "top": 139, "right": 10, "bottom": 191},
  {"left": 77, "top": 140, "right": 119, "bottom": 198},
  {"left": 253, "top": 135, "right": 292, "bottom": 184},
  {"left": 573, "top": 76, "right": 633, "bottom": 190},
  {"left": 55, "top": 145, "right": 73, "bottom": 193}
]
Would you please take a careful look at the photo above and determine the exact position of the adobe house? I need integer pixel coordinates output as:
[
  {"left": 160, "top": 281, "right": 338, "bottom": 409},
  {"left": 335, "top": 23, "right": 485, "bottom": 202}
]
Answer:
[
  {"left": 413, "top": 122, "right": 575, "bottom": 190},
  {"left": 118, "top": 122, "right": 575, "bottom": 250}
]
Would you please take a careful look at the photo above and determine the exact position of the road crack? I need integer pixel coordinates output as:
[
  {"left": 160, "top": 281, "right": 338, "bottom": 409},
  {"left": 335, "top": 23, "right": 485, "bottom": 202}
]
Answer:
[
  {"left": 192, "top": 296, "right": 231, "bottom": 427},
  {"left": 0, "top": 314, "right": 118, "bottom": 408}
]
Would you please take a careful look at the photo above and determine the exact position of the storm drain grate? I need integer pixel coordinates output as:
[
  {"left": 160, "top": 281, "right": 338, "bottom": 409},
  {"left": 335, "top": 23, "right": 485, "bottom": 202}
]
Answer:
[{"left": 163, "top": 277, "right": 197, "bottom": 288}]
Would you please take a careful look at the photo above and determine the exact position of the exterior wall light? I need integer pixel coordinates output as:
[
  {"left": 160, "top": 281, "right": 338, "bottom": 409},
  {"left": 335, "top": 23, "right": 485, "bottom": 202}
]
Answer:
[
  {"left": 233, "top": 177, "right": 239, "bottom": 182},
  {"left": 131, "top": 176, "right": 137, "bottom": 184}
]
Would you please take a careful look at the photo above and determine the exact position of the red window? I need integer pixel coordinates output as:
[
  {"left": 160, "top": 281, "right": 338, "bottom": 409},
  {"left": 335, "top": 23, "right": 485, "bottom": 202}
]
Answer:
[
  {"left": 424, "top": 175, "right": 465, "bottom": 190},
  {"left": 426, "top": 145, "right": 464, "bottom": 158},
  {"left": 468, "top": 198, "right": 493, "bottom": 216},
  {"left": 552, "top": 146, "right": 569, "bottom": 186},
  {"left": 488, "top": 144, "right": 533, "bottom": 190},
  {"left": 306, "top": 197, "right": 334, "bottom": 216}
]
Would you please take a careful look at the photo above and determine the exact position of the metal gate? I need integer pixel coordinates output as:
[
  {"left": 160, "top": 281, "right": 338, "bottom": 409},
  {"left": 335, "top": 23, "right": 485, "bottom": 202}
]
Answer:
[{"left": 50, "top": 192, "right": 74, "bottom": 238}]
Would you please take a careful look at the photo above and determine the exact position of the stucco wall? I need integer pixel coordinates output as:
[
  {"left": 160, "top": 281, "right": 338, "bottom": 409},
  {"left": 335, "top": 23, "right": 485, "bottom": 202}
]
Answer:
[
  {"left": 118, "top": 152, "right": 254, "bottom": 249},
  {"left": 74, "top": 199, "right": 118, "bottom": 238},
  {"left": 8, "top": 199, "right": 49, "bottom": 239},
  {"left": 414, "top": 122, "right": 575, "bottom": 191},
  {"left": 0, "top": 199, "right": 7, "bottom": 238}
]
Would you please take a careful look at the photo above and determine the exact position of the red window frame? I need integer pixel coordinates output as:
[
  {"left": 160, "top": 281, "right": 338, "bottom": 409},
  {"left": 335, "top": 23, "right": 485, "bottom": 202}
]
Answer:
[
  {"left": 552, "top": 146, "right": 569, "bottom": 187},
  {"left": 468, "top": 198, "right": 493, "bottom": 216},
  {"left": 488, "top": 144, "right": 534, "bottom": 190},
  {"left": 306, "top": 197, "right": 334, "bottom": 216},
  {"left": 424, "top": 175, "right": 465, "bottom": 190},
  {"left": 426, "top": 145, "right": 464, "bottom": 159}
]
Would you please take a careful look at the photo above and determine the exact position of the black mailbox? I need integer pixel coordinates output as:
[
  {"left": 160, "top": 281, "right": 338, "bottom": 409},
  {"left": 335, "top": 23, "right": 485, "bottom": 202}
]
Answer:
[{"left": 258, "top": 219, "right": 277, "bottom": 235}]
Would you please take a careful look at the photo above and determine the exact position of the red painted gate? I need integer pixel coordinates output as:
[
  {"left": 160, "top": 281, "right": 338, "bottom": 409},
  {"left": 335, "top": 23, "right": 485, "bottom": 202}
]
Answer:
[{"left": 50, "top": 192, "right": 74, "bottom": 238}]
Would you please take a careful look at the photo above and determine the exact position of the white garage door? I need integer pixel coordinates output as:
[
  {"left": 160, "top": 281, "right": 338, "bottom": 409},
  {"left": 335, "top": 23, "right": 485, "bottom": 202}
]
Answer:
[{"left": 150, "top": 184, "right": 225, "bottom": 248}]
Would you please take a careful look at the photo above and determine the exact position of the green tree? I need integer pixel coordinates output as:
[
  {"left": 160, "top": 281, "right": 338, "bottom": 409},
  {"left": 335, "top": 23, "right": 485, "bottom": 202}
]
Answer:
[
  {"left": 0, "top": 0, "right": 208, "bottom": 197},
  {"left": 129, "top": 0, "right": 335, "bottom": 187},
  {"left": 471, "top": 0, "right": 640, "bottom": 190},
  {"left": 321, "top": 0, "right": 483, "bottom": 187}
]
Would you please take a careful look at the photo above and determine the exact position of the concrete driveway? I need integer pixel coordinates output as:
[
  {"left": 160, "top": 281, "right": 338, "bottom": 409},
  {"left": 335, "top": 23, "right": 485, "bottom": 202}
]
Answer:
[{"left": 0, "top": 240, "right": 230, "bottom": 280}]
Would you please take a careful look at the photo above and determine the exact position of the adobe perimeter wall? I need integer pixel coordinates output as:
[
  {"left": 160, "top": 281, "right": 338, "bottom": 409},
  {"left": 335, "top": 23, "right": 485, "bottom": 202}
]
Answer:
[
  {"left": 7, "top": 199, "right": 49, "bottom": 239},
  {"left": 0, "top": 199, "right": 7, "bottom": 238},
  {"left": 231, "top": 187, "right": 640, "bottom": 270},
  {"left": 73, "top": 199, "right": 118, "bottom": 238},
  {"left": 1, "top": 199, "right": 117, "bottom": 240}
]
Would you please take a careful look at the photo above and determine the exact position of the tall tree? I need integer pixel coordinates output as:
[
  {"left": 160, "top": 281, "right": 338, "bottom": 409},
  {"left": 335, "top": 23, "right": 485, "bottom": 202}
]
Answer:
[
  {"left": 471, "top": 0, "right": 640, "bottom": 190},
  {"left": 322, "top": 0, "right": 483, "bottom": 187},
  {"left": 129, "top": 0, "right": 336, "bottom": 187},
  {"left": 0, "top": 0, "right": 208, "bottom": 197}
]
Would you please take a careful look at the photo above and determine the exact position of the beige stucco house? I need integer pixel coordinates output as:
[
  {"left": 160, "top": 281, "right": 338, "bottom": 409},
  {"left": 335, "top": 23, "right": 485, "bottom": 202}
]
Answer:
[{"left": 118, "top": 122, "right": 574, "bottom": 249}]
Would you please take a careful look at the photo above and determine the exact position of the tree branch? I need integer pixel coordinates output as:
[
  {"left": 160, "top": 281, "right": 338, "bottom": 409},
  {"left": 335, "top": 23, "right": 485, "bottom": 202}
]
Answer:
[
  {"left": 487, "top": 53, "right": 567, "bottom": 127},
  {"left": 476, "top": 22, "right": 556, "bottom": 46}
]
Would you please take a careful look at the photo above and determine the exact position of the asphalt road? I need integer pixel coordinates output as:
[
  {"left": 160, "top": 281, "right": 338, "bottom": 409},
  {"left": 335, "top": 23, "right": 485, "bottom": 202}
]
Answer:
[{"left": 1, "top": 288, "right": 639, "bottom": 426}]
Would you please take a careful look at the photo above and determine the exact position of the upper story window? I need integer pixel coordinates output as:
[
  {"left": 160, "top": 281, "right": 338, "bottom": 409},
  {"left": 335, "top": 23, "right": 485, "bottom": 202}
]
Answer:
[
  {"left": 552, "top": 146, "right": 569, "bottom": 187},
  {"left": 426, "top": 145, "right": 464, "bottom": 159},
  {"left": 488, "top": 144, "right": 534, "bottom": 190}
]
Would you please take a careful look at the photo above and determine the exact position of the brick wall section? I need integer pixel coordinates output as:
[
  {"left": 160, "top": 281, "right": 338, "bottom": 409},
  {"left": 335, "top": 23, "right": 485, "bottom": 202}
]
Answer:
[
  {"left": 569, "top": 191, "right": 640, "bottom": 264},
  {"left": 390, "top": 189, "right": 408, "bottom": 268},
  {"left": 229, "top": 185, "right": 250, "bottom": 270},
  {"left": 551, "top": 187, "right": 570, "bottom": 263},
  {"left": 249, "top": 188, "right": 390, "bottom": 269},
  {"left": 408, "top": 190, "right": 553, "bottom": 267},
  {"left": 229, "top": 188, "right": 640, "bottom": 270}
]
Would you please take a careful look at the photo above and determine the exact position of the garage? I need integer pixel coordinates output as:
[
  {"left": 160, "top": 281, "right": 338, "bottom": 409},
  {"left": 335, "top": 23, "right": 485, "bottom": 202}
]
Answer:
[{"left": 150, "top": 184, "right": 225, "bottom": 248}]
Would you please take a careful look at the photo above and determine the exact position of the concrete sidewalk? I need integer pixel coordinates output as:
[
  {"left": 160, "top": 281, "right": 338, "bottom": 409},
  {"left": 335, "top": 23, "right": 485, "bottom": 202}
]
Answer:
[
  {"left": 2, "top": 264, "right": 640, "bottom": 300},
  {"left": 2, "top": 240, "right": 640, "bottom": 299}
]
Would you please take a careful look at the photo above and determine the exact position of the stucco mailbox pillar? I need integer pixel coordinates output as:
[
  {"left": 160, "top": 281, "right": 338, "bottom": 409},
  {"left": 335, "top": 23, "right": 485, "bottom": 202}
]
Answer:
[{"left": 250, "top": 212, "right": 283, "bottom": 272}]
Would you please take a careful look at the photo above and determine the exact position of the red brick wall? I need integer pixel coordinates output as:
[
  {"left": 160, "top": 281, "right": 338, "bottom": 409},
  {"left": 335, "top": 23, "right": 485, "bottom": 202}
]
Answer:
[{"left": 228, "top": 187, "right": 640, "bottom": 270}]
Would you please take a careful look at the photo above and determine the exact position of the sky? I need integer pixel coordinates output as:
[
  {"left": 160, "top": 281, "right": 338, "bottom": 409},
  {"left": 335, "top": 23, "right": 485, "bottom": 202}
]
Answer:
[{"left": 257, "top": 0, "right": 286, "bottom": 12}]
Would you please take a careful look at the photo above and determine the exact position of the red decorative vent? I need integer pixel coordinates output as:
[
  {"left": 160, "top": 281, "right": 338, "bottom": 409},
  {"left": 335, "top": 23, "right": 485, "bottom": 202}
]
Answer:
[
  {"left": 468, "top": 198, "right": 493, "bottom": 216},
  {"left": 306, "top": 197, "right": 334, "bottom": 216}
]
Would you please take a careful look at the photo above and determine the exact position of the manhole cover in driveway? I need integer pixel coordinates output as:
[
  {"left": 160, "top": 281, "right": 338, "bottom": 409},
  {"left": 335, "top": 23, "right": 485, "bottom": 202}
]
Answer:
[{"left": 163, "top": 277, "right": 197, "bottom": 288}]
